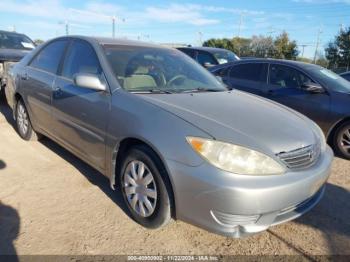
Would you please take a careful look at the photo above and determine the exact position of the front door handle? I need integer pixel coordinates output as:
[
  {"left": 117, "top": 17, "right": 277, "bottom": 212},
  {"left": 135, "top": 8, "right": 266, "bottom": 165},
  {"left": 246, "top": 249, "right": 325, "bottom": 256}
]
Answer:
[
  {"left": 21, "top": 73, "right": 29, "bottom": 80},
  {"left": 53, "top": 86, "right": 61, "bottom": 92}
]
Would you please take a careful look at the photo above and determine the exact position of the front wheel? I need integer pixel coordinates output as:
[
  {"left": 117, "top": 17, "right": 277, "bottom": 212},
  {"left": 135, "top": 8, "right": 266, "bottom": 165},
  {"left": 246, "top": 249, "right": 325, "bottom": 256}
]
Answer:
[
  {"left": 16, "top": 99, "right": 40, "bottom": 141},
  {"left": 118, "top": 145, "right": 172, "bottom": 229},
  {"left": 333, "top": 121, "right": 350, "bottom": 160}
]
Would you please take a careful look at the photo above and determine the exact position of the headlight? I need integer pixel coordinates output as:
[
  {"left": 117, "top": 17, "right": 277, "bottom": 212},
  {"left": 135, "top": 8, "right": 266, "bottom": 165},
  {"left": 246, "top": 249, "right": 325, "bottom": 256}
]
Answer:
[
  {"left": 313, "top": 123, "right": 326, "bottom": 152},
  {"left": 186, "top": 137, "right": 285, "bottom": 175}
]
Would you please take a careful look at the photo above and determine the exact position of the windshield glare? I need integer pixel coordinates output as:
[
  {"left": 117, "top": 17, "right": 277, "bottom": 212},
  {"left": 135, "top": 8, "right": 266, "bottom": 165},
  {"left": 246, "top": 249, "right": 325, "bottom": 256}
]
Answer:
[
  {"left": 213, "top": 50, "right": 240, "bottom": 64},
  {"left": 0, "top": 32, "right": 35, "bottom": 50},
  {"left": 310, "top": 67, "right": 350, "bottom": 93},
  {"left": 103, "top": 45, "right": 227, "bottom": 93}
]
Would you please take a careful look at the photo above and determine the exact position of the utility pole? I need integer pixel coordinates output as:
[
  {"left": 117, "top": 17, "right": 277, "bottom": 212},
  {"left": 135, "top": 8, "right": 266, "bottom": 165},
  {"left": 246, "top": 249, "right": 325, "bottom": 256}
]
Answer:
[
  {"left": 313, "top": 28, "right": 322, "bottom": 64},
  {"left": 237, "top": 12, "right": 247, "bottom": 56},
  {"left": 300, "top": 44, "right": 307, "bottom": 57},
  {"left": 58, "top": 20, "right": 69, "bottom": 35},
  {"left": 65, "top": 20, "right": 69, "bottom": 36},
  {"left": 198, "top": 31, "right": 203, "bottom": 46},
  {"left": 112, "top": 16, "right": 116, "bottom": 38},
  {"left": 238, "top": 12, "right": 245, "bottom": 38}
]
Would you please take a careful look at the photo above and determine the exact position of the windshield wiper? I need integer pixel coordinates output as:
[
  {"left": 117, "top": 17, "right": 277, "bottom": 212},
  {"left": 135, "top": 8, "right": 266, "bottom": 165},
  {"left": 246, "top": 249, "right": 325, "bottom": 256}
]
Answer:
[
  {"left": 179, "top": 87, "right": 224, "bottom": 93},
  {"left": 149, "top": 89, "right": 174, "bottom": 94},
  {"left": 130, "top": 88, "right": 174, "bottom": 94}
]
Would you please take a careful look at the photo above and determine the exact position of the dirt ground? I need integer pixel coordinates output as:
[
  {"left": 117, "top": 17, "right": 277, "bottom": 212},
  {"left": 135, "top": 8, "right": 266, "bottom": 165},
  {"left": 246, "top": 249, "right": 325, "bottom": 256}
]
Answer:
[{"left": 0, "top": 95, "right": 349, "bottom": 257}]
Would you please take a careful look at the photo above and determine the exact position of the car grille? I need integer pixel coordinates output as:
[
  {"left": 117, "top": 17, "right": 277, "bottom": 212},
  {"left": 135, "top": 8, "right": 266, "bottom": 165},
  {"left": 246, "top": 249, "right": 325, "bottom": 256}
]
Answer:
[{"left": 277, "top": 143, "right": 321, "bottom": 170}]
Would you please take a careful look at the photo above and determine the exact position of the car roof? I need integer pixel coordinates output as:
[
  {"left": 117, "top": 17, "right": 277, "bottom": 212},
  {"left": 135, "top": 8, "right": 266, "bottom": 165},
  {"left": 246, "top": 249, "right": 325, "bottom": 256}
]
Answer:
[
  {"left": 0, "top": 30, "right": 28, "bottom": 37},
  {"left": 49, "top": 35, "right": 171, "bottom": 50},
  {"left": 177, "top": 46, "right": 233, "bottom": 53},
  {"left": 210, "top": 58, "right": 322, "bottom": 71}
]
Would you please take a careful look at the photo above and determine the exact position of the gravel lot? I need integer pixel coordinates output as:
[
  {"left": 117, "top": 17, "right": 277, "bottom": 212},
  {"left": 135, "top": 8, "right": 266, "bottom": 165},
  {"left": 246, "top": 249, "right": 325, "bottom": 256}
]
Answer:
[{"left": 0, "top": 94, "right": 349, "bottom": 257}]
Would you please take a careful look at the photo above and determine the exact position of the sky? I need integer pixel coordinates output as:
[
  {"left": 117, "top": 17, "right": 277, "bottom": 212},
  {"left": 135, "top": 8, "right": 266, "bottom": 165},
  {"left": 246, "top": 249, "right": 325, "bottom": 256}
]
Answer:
[{"left": 1, "top": 0, "right": 350, "bottom": 58}]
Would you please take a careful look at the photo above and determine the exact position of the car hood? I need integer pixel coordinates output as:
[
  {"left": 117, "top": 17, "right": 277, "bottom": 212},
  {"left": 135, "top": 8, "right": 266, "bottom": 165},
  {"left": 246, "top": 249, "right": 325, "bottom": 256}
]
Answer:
[
  {"left": 0, "top": 48, "right": 31, "bottom": 62},
  {"left": 140, "top": 90, "right": 318, "bottom": 155}
]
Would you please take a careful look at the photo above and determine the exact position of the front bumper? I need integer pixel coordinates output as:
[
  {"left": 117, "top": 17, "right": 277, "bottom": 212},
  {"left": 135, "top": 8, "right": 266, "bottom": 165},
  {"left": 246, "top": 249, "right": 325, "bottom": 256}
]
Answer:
[{"left": 166, "top": 146, "right": 333, "bottom": 237}]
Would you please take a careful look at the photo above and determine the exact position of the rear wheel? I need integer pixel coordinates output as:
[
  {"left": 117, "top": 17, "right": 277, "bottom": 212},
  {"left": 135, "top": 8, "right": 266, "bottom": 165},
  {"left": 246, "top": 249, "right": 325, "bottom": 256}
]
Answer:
[
  {"left": 16, "top": 99, "right": 40, "bottom": 141},
  {"left": 118, "top": 145, "right": 172, "bottom": 229},
  {"left": 333, "top": 121, "right": 350, "bottom": 159}
]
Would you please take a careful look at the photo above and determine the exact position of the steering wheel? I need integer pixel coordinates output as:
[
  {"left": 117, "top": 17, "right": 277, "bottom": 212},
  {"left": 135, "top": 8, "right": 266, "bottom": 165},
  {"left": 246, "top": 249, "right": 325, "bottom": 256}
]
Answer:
[{"left": 167, "top": 75, "right": 187, "bottom": 87}]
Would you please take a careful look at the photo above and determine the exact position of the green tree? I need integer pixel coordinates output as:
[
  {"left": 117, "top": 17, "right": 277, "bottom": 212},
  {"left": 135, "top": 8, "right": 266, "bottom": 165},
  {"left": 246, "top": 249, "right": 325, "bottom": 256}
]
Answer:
[
  {"left": 33, "top": 39, "right": 44, "bottom": 45},
  {"left": 203, "top": 32, "right": 299, "bottom": 60},
  {"left": 203, "top": 37, "right": 252, "bottom": 56},
  {"left": 232, "top": 37, "right": 252, "bottom": 57},
  {"left": 274, "top": 31, "right": 299, "bottom": 60},
  {"left": 325, "top": 27, "right": 350, "bottom": 71}
]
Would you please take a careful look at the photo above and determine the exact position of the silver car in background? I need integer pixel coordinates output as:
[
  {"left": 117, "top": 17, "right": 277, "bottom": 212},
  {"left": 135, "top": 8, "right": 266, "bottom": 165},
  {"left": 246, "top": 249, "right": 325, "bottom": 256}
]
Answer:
[{"left": 5, "top": 36, "right": 333, "bottom": 237}]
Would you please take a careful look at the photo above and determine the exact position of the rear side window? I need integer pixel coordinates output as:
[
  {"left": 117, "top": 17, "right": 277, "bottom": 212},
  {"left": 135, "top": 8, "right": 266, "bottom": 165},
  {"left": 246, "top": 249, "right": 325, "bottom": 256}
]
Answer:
[
  {"left": 229, "top": 63, "right": 264, "bottom": 82},
  {"left": 178, "top": 48, "right": 196, "bottom": 59},
  {"left": 197, "top": 51, "right": 218, "bottom": 66},
  {"left": 30, "top": 40, "right": 67, "bottom": 74},
  {"left": 61, "top": 40, "right": 102, "bottom": 79}
]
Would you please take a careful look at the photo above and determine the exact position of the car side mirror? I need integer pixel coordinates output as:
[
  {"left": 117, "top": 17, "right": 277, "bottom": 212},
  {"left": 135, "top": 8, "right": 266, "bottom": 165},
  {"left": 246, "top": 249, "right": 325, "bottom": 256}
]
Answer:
[
  {"left": 301, "top": 83, "right": 325, "bottom": 94},
  {"left": 74, "top": 73, "right": 106, "bottom": 91}
]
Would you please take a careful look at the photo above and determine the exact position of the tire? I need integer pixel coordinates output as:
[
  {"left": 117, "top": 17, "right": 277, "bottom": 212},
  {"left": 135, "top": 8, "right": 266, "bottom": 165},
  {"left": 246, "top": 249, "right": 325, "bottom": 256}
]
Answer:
[
  {"left": 16, "top": 99, "right": 40, "bottom": 141},
  {"left": 333, "top": 121, "right": 350, "bottom": 160},
  {"left": 118, "top": 145, "right": 172, "bottom": 229}
]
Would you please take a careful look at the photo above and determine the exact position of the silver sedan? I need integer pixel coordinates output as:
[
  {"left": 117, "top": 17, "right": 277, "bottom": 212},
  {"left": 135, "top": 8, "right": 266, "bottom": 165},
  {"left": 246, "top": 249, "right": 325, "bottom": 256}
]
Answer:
[{"left": 5, "top": 36, "right": 333, "bottom": 237}]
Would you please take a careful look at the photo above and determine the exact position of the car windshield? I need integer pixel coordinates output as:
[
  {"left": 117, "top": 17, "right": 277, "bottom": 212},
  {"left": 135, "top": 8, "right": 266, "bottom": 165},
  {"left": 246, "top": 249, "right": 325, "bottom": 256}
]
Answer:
[
  {"left": 103, "top": 45, "right": 227, "bottom": 93},
  {"left": 310, "top": 67, "right": 350, "bottom": 93},
  {"left": 0, "top": 32, "right": 35, "bottom": 50},
  {"left": 212, "top": 50, "right": 240, "bottom": 64}
]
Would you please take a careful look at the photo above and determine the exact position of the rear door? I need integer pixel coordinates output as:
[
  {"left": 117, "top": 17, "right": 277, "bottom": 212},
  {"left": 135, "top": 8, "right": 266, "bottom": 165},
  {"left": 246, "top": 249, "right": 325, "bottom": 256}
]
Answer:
[
  {"left": 265, "top": 63, "right": 331, "bottom": 131},
  {"left": 226, "top": 62, "right": 267, "bottom": 95},
  {"left": 23, "top": 39, "right": 68, "bottom": 134},
  {"left": 52, "top": 39, "right": 110, "bottom": 170}
]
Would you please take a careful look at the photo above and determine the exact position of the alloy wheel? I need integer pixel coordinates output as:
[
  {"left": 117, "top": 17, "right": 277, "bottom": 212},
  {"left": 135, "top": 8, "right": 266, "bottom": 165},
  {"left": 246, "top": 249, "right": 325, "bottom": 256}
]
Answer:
[
  {"left": 122, "top": 160, "right": 157, "bottom": 217},
  {"left": 17, "top": 103, "right": 29, "bottom": 136},
  {"left": 340, "top": 127, "right": 350, "bottom": 157}
]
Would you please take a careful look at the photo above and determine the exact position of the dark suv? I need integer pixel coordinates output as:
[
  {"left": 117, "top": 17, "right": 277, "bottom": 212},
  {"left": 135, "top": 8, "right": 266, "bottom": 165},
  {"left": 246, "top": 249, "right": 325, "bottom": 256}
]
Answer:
[
  {"left": 177, "top": 46, "right": 239, "bottom": 68},
  {"left": 0, "top": 30, "right": 35, "bottom": 91},
  {"left": 340, "top": 71, "right": 350, "bottom": 81},
  {"left": 210, "top": 59, "right": 350, "bottom": 159}
]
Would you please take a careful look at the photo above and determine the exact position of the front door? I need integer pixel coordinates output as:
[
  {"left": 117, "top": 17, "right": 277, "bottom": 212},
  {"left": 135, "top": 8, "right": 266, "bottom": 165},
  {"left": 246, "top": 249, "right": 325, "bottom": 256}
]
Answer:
[
  {"left": 265, "top": 63, "right": 331, "bottom": 132},
  {"left": 52, "top": 39, "right": 110, "bottom": 170}
]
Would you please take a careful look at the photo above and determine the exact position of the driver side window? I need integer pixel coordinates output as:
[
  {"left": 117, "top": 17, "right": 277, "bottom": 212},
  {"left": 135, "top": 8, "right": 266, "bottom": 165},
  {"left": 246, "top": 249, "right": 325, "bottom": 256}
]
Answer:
[
  {"left": 197, "top": 51, "right": 217, "bottom": 66},
  {"left": 269, "top": 64, "right": 314, "bottom": 89},
  {"left": 61, "top": 40, "right": 102, "bottom": 80}
]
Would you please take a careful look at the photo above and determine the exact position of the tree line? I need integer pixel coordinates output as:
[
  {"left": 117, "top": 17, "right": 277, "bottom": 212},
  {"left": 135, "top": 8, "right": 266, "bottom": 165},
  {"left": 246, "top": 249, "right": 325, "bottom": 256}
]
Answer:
[
  {"left": 203, "top": 32, "right": 299, "bottom": 60},
  {"left": 203, "top": 28, "right": 350, "bottom": 71}
]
